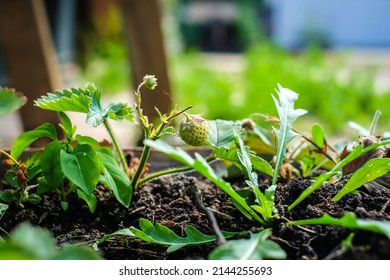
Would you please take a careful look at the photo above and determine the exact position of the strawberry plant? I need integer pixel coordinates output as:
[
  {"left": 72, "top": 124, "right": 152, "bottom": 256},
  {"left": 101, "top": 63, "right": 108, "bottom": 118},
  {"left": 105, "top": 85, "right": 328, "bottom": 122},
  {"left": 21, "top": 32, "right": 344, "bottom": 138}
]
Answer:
[{"left": 1, "top": 74, "right": 389, "bottom": 260}]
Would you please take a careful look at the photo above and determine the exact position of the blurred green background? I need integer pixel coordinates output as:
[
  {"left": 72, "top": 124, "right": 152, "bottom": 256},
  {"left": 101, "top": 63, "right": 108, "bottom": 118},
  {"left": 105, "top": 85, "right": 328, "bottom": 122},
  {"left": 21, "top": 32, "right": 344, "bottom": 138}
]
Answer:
[{"left": 77, "top": 0, "right": 390, "bottom": 137}]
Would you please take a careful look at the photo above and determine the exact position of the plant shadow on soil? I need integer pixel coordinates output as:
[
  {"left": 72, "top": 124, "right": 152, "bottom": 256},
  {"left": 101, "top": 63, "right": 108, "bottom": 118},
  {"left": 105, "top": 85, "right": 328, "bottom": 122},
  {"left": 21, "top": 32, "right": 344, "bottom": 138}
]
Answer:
[{"left": 1, "top": 173, "right": 390, "bottom": 260}]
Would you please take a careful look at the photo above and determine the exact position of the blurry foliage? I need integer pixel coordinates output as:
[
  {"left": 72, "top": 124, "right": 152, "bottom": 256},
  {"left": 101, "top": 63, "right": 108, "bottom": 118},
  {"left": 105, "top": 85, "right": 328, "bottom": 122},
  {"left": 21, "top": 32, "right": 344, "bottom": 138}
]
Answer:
[
  {"left": 171, "top": 44, "right": 390, "bottom": 133},
  {"left": 78, "top": 3, "right": 130, "bottom": 94},
  {"left": 77, "top": 1, "right": 390, "bottom": 135}
]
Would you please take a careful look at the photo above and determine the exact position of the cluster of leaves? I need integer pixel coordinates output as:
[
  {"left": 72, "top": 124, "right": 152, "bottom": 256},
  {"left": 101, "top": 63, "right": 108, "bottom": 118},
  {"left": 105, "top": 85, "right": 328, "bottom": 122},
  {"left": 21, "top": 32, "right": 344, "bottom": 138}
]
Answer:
[
  {"left": 2, "top": 76, "right": 390, "bottom": 260},
  {"left": 1, "top": 112, "right": 131, "bottom": 211}
]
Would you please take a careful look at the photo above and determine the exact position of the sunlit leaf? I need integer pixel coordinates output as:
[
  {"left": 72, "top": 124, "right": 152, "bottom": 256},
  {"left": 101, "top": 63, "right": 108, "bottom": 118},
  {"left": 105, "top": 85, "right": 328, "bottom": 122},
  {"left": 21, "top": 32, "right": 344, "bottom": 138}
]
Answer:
[
  {"left": 333, "top": 158, "right": 390, "bottom": 202},
  {"left": 311, "top": 123, "right": 326, "bottom": 149},
  {"left": 271, "top": 84, "right": 307, "bottom": 185}
]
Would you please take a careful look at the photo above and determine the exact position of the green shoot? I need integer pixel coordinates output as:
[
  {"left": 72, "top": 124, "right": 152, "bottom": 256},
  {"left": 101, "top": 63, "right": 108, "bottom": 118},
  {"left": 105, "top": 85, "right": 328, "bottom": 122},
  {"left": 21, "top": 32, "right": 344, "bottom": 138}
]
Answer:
[{"left": 271, "top": 84, "right": 307, "bottom": 185}]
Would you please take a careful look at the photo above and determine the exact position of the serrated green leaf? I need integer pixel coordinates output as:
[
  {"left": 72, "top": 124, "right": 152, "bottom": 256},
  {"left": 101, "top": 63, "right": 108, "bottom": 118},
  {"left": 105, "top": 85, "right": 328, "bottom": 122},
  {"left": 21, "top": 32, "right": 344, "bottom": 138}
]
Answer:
[
  {"left": 289, "top": 212, "right": 390, "bottom": 239},
  {"left": 209, "top": 229, "right": 286, "bottom": 260},
  {"left": 207, "top": 119, "right": 245, "bottom": 148},
  {"left": 60, "top": 144, "right": 100, "bottom": 195},
  {"left": 10, "top": 123, "right": 57, "bottom": 160},
  {"left": 312, "top": 123, "right": 326, "bottom": 149},
  {"left": 129, "top": 218, "right": 240, "bottom": 253},
  {"left": 271, "top": 84, "right": 307, "bottom": 185},
  {"left": 41, "top": 141, "right": 65, "bottom": 189},
  {"left": 86, "top": 96, "right": 134, "bottom": 127},
  {"left": 333, "top": 158, "right": 390, "bottom": 202},
  {"left": 34, "top": 87, "right": 93, "bottom": 113},
  {"left": 97, "top": 148, "right": 132, "bottom": 207},
  {"left": 0, "top": 87, "right": 27, "bottom": 116},
  {"left": 85, "top": 89, "right": 133, "bottom": 127}
]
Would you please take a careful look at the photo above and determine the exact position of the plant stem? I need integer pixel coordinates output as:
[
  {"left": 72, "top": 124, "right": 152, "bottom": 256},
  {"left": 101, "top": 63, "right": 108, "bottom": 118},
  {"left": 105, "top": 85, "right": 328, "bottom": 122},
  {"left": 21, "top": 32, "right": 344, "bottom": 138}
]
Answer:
[
  {"left": 0, "top": 150, "right": 22, "bottom": 167},
  {"left": 131, "top": 144, "right": 151, "bottom": 189},
  {"left": 137, "top": 156, "right": 216, "bottom": 186},
  {"left": 103, "top": 119, "right": 128, "bottom": 174},
  {"left": 369, "top": 110, "right": 381, "bottom": 135}
]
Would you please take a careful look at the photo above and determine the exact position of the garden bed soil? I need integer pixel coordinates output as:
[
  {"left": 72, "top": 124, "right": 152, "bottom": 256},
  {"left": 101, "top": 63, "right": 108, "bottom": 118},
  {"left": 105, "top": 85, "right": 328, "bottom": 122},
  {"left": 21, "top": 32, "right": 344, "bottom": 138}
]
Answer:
[{"left": 1, "top": 171, "right": 390, "bottom": 260}]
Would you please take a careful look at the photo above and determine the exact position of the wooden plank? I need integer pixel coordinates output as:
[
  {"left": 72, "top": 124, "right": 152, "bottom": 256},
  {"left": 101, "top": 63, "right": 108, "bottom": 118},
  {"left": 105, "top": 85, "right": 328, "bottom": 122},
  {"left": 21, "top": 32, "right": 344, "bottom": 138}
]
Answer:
[
  {"left": 0, "top": 0, "right": 62, "bottom": 142},
  {"left": 119, "top": 0, "right": 172, "bottom": 121}
]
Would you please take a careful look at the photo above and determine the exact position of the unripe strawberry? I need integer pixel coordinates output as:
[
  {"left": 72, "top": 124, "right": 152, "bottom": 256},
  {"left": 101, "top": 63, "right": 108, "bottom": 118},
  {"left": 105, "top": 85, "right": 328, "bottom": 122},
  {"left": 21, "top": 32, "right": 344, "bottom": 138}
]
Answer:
[{"left": 179, "top": 114, "right": 209, "bottom": 146}]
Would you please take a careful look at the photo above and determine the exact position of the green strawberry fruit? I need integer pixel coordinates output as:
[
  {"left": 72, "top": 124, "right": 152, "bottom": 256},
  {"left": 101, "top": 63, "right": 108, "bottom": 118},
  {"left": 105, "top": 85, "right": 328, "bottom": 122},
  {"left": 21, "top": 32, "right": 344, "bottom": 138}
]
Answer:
[{"left": 179, "top": 114, "right": 209, "bottom": 146}]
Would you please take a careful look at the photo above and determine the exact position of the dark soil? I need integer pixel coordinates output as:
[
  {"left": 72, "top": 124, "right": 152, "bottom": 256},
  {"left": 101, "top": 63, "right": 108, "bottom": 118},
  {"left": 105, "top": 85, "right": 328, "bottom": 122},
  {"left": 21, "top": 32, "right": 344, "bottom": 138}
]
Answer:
[{"left": 1, "top": 173, "right": 390, "bottom": 260}]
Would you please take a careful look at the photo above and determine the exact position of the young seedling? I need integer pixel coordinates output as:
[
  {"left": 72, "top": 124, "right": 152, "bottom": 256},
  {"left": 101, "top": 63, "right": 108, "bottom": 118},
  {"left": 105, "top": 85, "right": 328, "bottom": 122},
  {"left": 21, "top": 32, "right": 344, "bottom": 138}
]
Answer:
[{"left": 129, "top": 75, "right": 193, "bottom": 189}]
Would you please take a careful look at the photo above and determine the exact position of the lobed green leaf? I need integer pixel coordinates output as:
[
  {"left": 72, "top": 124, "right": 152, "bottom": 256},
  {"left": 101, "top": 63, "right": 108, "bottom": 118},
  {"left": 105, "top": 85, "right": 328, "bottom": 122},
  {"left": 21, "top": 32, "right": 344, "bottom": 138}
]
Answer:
[
  {"left": 130, "top": 218, "right": 240, "bottom": 253},
  {"left": 34, "top": 87, "right": 93, "bottom": 113},
  {"left": 271, "top": 84, "right": 307, "bottom": 185}
]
